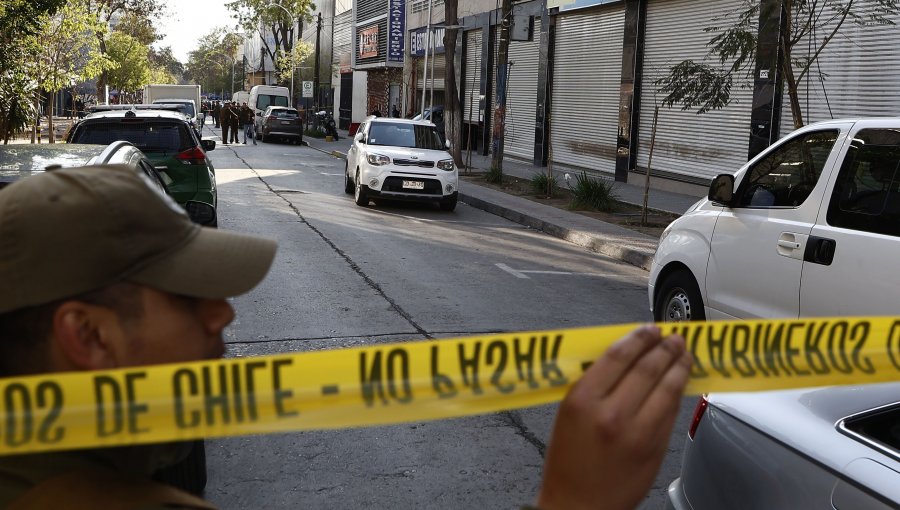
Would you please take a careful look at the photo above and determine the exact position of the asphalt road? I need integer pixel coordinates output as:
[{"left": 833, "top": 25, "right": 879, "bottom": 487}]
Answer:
[{"left": 202, "top": 136, "right": 694, "bottom": 509}]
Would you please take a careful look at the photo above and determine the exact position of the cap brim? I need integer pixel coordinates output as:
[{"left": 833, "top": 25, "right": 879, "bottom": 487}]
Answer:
[{"left": 129, "top": 228, "right": 277, "bottom": 299}]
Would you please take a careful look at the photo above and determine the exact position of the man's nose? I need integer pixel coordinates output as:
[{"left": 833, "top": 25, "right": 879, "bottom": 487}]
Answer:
[{"left": 201, "top": 298, "right": 235, "bottom": 335}]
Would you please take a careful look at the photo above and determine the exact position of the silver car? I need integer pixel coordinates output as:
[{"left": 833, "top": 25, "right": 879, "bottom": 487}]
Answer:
[{"left": 667, "top": 384, "right": 900, "bottom": 509}]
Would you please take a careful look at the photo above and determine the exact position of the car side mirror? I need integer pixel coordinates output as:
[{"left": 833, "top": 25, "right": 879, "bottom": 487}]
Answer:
[
  {"left": 256, "top": 112, "right": 262, "bottom": 117},
  {"left": 355, "top": 132, "right": 365, "bottom": 144},
  {"left": 708, "top": 174, "right": 735, "bottom": 206},
  {"left": 445, "top": 139, "right": 451, "bottom": 149},
  {"left": 201, "top": 139, "right": 216, "bottom": 152}
]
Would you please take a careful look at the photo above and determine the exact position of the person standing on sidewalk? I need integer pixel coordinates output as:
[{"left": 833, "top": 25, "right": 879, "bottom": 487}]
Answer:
[
  {"left": 240, "top": 103, "right": 256, "bottom": 145},
  {"left": 212, "top": 101, "right": 221, "bottom": 128},
  {"left": 228, "top": 103, "right": 240, "bottom": 144},
  {"left": 219, "top": 102, "right": 231, "bottom": 145}
]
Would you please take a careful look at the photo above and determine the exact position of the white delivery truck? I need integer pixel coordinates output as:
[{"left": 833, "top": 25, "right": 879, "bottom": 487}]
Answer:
[
  {"left": 143, "top": 84, "right": 203, "bottom": 129},
  {"left": 232, "top": 91, "right": 250, "bottom": 105}
]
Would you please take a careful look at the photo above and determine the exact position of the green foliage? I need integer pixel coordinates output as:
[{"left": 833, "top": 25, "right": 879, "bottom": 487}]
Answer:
[
  {"left": 655, "top": 60, "right": 732, "bottom": 114},
  {"left": 186, "top": 28, "right": 243, "bottom": 95},
  {"left": 113, "top": 11, "right": 159, "bottom": 46},
  {"left": 569, "top": 172, "right": 619, "bottom": 212},
  {"left": 530, "top": 172, "right": 558, "bottom": 197},
  {"left": 106, "top": 31, "right": 150, "bottom": 94},
  {"left": 305, "top": 127, "right": 325, "bottom": 138},
  {"left": 486, "top": 165, "right": 503, "bottom": 184}
]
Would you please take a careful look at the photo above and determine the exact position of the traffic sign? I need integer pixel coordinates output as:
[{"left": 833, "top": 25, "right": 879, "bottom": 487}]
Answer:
[{"left": 302, "top": 81, "right": 313, "bottom": 98}]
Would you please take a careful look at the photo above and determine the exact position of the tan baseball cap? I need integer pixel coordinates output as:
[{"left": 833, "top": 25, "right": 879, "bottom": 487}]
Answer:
[{"left": 0, "top": 165, "right": 277, "bottom": 313}]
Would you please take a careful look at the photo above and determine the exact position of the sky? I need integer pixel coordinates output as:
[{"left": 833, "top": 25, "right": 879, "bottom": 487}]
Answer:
[{"left": 154, "top": 0, "right": 238, "bottom": 63}]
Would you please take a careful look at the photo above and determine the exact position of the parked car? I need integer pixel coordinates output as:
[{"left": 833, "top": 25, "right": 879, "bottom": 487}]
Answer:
[
  {"left": 345, "top": 116, "right": 458, "bottom": 211},
  {"left": 256, "top": 106, "right": 303, "bottom": 143},
  {"left": 0, "top": 142, "right": 216, "bottom": 226},
  {"left": 667, "top": 384, "right": 900, "bottom": 509},
  {"left": 67, "top": 108, "right": 218, "bottom": 227},
  {"left": 649, "top": 118, "right": 900, "bottom": 321}
]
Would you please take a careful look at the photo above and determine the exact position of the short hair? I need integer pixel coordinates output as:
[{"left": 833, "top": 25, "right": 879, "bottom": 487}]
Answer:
[{"left": 0, "top": 283, "right": 144, "bottom": 377}]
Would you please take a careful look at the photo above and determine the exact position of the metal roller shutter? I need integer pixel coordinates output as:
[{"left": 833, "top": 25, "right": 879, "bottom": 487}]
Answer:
[
  {"left": 638, "top": 0, "right": 755, "bottom": 182},
  {"left": 550, "top": 5, "right": 624, "bottom": 174},
  {"left": 505, "top": 18, "right": 541, "bottom": 161},
  {"left": 416, "top": 54, "right": 446, "bottom": 91},
  {"left": 779, "top": 1, "right": 900, "bottom": 137},
  {"left": 464, "top": 30, "right": 482, "bottom": 123}
]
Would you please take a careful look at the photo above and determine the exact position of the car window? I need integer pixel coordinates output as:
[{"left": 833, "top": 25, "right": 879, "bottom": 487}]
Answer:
[
  {"left": 272, "top": 110, "right": 298, "bottom": 119},
  {"left": 70, "top": 121, "right": 192, "bottom": 153},
  {"left": 827, "top": 128, "right": 900, "bottom": 237},
  {"left": 737, "top": 130, "right": 839, "bottom": 208},
  {"left": 257, "top": 95, "right": 289, "bottom": 110},
  {"left": 367, "top": 122, "right": 443, "bottom": 150}
]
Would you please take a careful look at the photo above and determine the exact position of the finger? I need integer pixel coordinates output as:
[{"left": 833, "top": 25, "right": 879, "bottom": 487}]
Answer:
[
  {"left": 574, "top": 325, "right": 665, "bottom": 400},
  {"left": 603, "top": 334, "right": 687, "bottom": 418},
  {"left": 633, "top": 347, "right": 693, "bottom": 436}
]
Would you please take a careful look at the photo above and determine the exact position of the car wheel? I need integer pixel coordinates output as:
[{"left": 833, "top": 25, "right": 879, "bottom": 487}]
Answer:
[
  {"left": 354, "top": 169, "right": 369, "bottom": 206},
  {"left": 439, "top": 194, "right": 457, "bottom": 212},
  {"left": 344, "top": 163, "right": 354, "bottom": 194},
  {"left": 654, "top": 269, "right": 705, "bottom": 322},
  {"left": 151, "top": 439, "right": 207, "bottom": 496}
]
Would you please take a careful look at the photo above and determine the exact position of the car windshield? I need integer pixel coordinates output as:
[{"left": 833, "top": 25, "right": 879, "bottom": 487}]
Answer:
[
  {"left": 257, "top": 94, "right": 289, "bottom": 110},
  {"left": 367, "top": 123, "right": 443, "bottom": 150},
  {"left": 70, "top": 121, "right": 191, "bottom": 153}
]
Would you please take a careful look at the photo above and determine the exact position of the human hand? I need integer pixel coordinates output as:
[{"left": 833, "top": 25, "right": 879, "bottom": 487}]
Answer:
[{"left": 536, "top": 325, "right": 692, "bottom": 510}]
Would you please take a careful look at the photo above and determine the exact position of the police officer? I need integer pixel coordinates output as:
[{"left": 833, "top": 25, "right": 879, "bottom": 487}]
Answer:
[{"left": 219, "top": 102, "right": 231, "bottom": 145}]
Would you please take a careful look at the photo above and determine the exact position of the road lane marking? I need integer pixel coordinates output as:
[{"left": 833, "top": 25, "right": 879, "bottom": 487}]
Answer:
[
  {"left": 496, "top": 263, "right": 530, "bottom": 279},
  {"left": 496, "top": 263, "right": 620, "bottom": 279}
]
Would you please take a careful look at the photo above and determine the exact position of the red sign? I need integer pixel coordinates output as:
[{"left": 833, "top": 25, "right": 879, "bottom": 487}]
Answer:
[{"left": 359, "top": 26, "right": 378, "bottom": 59}]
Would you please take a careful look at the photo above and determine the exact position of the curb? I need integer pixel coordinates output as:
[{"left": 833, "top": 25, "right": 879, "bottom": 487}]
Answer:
[
  {"left": 458, "top": 191, "right": 655, "bottom": 271},
  {"left": 303, "top": 140, "right": 347, "bottom": 160}
]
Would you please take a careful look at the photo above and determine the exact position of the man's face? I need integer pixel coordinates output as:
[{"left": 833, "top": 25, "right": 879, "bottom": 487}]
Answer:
[{"left": 115, "top": 287, "right": 233, "bottom": 367}]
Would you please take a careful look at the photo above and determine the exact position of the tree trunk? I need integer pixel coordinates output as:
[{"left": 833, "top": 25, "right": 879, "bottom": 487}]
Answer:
[
  {"left": 48, "top": 91, "right": 55, "bottom": 144},
  {"left": 444, "top": 0, "right": 463, "bottom": 167},
  {"left": 32, "top": 93, "right": 40, "bottom": 144},
  {"left": 489, "top": 0, "right": 513, "bottom": 174},
  {"left": 780, "top": 1, "right": 804, "bottom": 129}
]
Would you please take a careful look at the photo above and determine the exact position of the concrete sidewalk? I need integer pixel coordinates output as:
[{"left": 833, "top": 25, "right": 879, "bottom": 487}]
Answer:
[{"left": 300, "top": 130, "right": 705, "bottom": 271}]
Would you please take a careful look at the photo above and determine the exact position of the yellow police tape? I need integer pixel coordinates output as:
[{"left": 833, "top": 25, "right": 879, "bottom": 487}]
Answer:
[{"left": 1, "top": 316, "right": 899, "bottom": 456}]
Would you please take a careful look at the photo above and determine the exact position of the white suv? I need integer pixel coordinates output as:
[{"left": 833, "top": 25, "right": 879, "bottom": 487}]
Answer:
[
  {"left": 650, "top": 118, "right": 900, "bottom": 321},
  {"left": 345, "top": 117, "right": 459, "bottom": 211}
]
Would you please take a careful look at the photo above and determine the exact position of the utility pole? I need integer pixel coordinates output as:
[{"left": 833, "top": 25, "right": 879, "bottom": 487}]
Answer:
[
  {"left": 490, "top": 0, "right": 513, "bottom": 175},
  {"left": 314, "top": 12, "right": 322, "bottom": 112}
]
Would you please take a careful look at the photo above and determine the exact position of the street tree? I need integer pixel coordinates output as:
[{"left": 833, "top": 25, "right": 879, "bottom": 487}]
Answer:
[
  {"left": 186, "top": 28, "right": 244, "bottom": 97},
  {"left": 0, "top": 0, "right": 67, "bottom": 142},
  {"left": 488, "top": 0, "right": 513, "bottom": 181},
  {"left": 443, "top": 0, "right": 463, "bottom": 167},
  {"left": 227, "top": 0, "right": 315, "bottom": 85},
  {"left": 29, "top": 0, "right": 113, "bottom": 143},
  {"left": 114, "top": 11, "right": 159, "bottom": 46},
  {"left": 655, "top": 0, "right": 900, "bottom": 129},
  {"left": 86, "top": 0, "right": 163, "bottom": 102},
  {"left": 150, "top": 46, "right": 185, "bottom": 82},
  {"left": 274, "top": 43, "right": 314, "bottom": 83},
  {"left": 106, "top": 31, "right": 151, "bottom": 101}
]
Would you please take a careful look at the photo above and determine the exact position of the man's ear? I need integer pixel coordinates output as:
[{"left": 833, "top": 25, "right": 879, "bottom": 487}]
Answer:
[{"left": 51, "top": 302, "right": 122, "bottom": 370}]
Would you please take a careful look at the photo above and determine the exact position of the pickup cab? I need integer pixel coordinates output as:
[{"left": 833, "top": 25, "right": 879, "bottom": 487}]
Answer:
[{"left": 649, "top": 118, "right": 900, "bottom": 321}]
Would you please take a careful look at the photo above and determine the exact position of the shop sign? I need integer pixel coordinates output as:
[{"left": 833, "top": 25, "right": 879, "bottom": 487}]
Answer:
[
  {"left": 388, "top": 0, "right": 405, "bottom": 63},
  {"left": 359, "top": 26, "right": 379, "bottom": 59},
  {"left": 409, "top": 26, "right": 446, "bottom": 57}
]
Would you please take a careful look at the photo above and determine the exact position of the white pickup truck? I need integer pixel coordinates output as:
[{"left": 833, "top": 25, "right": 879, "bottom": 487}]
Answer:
[{"left": 650, "top": 118, "right": 900, "bottom": 321}]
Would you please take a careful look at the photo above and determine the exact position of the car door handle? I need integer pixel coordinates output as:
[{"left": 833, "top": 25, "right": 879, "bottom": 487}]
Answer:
[
  {"left": 777, "top": 239, "right": 801, "bottom": 250},
  {"left": 776, "top": 232, "right": 808, "bottom": 259},
  {"left": 804, "top": 236, "right": 836, "bottom": 266}
]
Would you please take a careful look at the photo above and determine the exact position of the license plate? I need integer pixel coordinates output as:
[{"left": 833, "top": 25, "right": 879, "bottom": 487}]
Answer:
[
  {"left": 402, "top": 180, "right": 424, "bottom": 190},
  {"left": 280, "top": 120, "right": 292, "bottom": 125}
]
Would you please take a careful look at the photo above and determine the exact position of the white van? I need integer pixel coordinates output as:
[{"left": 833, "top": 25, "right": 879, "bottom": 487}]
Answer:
[{"left": 249, "top": 85, "right": 290, "bottom": 117}]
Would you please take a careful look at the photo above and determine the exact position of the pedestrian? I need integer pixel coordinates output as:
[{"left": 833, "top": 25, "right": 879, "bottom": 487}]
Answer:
[
  {"left": 240, "top": 102, "right": 255, "bottom": 145},
  {"left": 219, "top": 102, "right": 231, "bottom": 145},
  {"left": 0, "top": 166, "right": 691, "bottom": 509},
  {"left": 228, "top": 103, "right": 240, "bottom": 144},
  {"left": 212, "top": 101, "right": 221, "bottom": 128}
]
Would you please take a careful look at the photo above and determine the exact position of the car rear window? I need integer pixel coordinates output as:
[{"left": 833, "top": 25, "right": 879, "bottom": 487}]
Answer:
[
  {"left": 271, "top": 110, "right": 298, "bottom": 119},
  {"left": 368, "top": 123, "right": 443, "bottom": 150},
  {"left": 71, "top": 121, "right": 191, "bottom": 153}
]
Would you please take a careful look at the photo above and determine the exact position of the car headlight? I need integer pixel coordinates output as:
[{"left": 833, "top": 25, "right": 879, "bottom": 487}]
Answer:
[
  {"left": 437, "top": 159, "right": 454, "bottom": 171},
  {"left": 367, "top": 153, "right": 390, "bottom": 165}
]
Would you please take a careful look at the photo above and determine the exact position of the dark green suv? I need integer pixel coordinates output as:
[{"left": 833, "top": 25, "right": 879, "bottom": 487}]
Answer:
[{"left": 67, "top": 109, "right": 218, "bottom": 226}]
